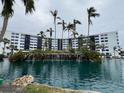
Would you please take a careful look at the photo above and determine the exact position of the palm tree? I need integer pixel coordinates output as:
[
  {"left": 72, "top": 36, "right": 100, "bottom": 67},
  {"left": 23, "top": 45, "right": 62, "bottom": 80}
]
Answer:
[
  {"left": 71, "top": 31, "right": 78, "bottom": 38},
  {"left": 65, "top": 23, "right": 74, "bottom": 50},
  {"left": 65, "top": 23, "right": 74, "bottom": 39},
  {"left": 71, "top": 19, "right": 81, "bottom": 49},
  {"left": 78, "top": 34, "right": 85, "bottom": 49},
  {"left": 87, "top": 7, "right": 100, "bottom": 47},
  {"left": 37, "top": 31, "right": 46, "bottom": 50},
  {"left": 113, "top": 46, "right": 117, "bottom": 57},
  {"left": 50, "top": 10, "right": 60, "bottom": 50},
  {"left": 0, "top": 0, "right": 35, "bottom": 41},
  {"left": 96, "top": 44, "right": 106, "bottom": 56},
  {"left": 1, "top": 38, "right": 10, "bottom": 55},
  {"left": 46, "top": 28, "right": 54, "bottom": 38},
  {"left": 46, "top": 28, "right": 54, "bottom": 50},
  {"left": 9, "top": 45, "right": 17, "bottom": 55},
  {"left": 58, "top": 19, "right": 66, "bottom": 39},
  {"left": 73, "top": 19, "right": 81, "bottom": 33}
]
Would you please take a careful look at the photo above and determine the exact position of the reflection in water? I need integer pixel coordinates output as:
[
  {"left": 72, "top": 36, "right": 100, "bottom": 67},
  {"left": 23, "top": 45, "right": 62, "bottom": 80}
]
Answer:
[{"left": 0, "top": 59, "right": 124, "bottom": 93}]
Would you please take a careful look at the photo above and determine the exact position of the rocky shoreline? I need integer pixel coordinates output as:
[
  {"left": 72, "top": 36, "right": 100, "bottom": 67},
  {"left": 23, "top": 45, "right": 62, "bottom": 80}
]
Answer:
[
  {"left": 28, "top": 83, "right": 101, "bottom": 93},
  {"left": 0, "top": 75, "right": 101, "bottom": 93}
]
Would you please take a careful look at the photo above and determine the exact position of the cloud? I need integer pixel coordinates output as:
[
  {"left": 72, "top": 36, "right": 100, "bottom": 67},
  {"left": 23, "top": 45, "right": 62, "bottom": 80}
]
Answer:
[{"left": 0, "top": 0, "right": 124, "bottom": 47}]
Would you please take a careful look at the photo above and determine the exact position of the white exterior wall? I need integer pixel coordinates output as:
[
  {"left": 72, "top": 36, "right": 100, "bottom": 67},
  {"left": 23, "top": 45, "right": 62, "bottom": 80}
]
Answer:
[
  {"left": 107, "top": 32, "right": 119, "bottom": 56},
  {"left": 0, "top": 31, "right": 11, "bottom": 55},
  {"left": 94, "top": 32, "right": 119, "bottom": 56},
  {"left": 0, "top": 31, "right": 120, "bottom": 57}
]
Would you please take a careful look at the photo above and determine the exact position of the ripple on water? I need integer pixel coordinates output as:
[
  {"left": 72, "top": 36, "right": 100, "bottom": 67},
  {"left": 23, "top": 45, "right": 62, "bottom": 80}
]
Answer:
[{"left": 1, "top": 59, "right": 124, "bottom": 93}]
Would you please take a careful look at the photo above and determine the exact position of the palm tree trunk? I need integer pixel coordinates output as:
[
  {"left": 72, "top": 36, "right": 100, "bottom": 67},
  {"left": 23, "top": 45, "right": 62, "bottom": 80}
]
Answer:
[
  {"left": 114, "top": 50, "right": 115, "bottom": 57},
  {"left": 3, "top": 43, "right": 6, "bottom": 55},
  {"left": 87, "top": 16, "right": 90, "bottom": 37},
  {"left": 87, "top": 18, "right": 90, "bottom": 48},
  {"left": 0, "top": 17, "right": 9, "bottom": 41},
  {"left": 68, "top": 30, "right": 70, "bottom": 50},
  {"left": 11, "top": 49, "right": 14, "bottom": 55},
  {"left": 68, "top": 30, "right": 69, "bottom": 39},
  {"left": 54, "top": 22, "right": 56, "bottom": 50},
  {"left": 62, "top": 29, "right": 63, "bottom": 40},
  {"left": 62, "top": 29, "right": 64, "bottom": 50}
]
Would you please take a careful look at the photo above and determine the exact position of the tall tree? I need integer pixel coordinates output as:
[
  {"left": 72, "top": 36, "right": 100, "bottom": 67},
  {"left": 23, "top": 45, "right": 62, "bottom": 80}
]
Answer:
[
  {"left": 46, "top": 28, "right": 54, "bottom": 50},
  {"left": 113, "top": 46, "right": 117, "bottom": 57},
  {"left": 46, "top": 28, "right": 54, "bottom": 38},
  {"left": 58, "top": 19, "right": 66, "bottom": 39},
  {"left": 78, "top": 34, "right": 85, "bottom": 49},
  {"left": 65, "top": 23, "right": 74, "bottom": 50},
  {"left": 73, "top": 19, "right": 81, "bottom": 33},
  {"left": 37, "top": 31, "right": 46, "bottom": 50},
  {"left": 87, "top": 7, "right": 100, "bottom": 47},
  {"left": 2, "top": 38, "right": 10, "bottom": 55},
  {"left": 65, "top": 23, "right": 74, "bottom": 39},
  {"left": 0, "top": 0, "right": 35, "bottom": 41},
  {"left": 9, "top": 45, "right": 17, "bottom": 55},
  {"left": 72, "top": 19, "right": 81, "bottom": 38},
  {"left": 50, "top": 10, "right": 60, "bottom": 50},
  {"left": 71, "top": 31, "right": 78, "bottom": 38}
]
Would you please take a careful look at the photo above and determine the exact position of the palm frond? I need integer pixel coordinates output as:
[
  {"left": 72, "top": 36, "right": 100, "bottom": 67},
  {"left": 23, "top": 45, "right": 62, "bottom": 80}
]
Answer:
[
  {"left": 75, "top": 20, "right": 81, "bottom": 24},
  {"left": 89, "top": 19, "right": 93, "bottom": 25},
  {"left": 22, "top": 0, "right": 35, "bottom": 14},
  {"left": 91, "top": 13, "right": 100, "bottom": 17},
  {"left": 50, "top": 11, "right": 54, "bottom": 16},
  {"left": 58, "top": 22, "right": 62, "bottom": 25},
  {"left": 54, "top": 10, "right": 58, "bottom": 16},
  {"left": 46, "top": 29, "right": 50, "bottom": 32},
  {"left": 57, "top": 17, "right": 61, "bottom": 20},
  {"left": 1, "top": 0, "right": 15, "bottom": 17}
]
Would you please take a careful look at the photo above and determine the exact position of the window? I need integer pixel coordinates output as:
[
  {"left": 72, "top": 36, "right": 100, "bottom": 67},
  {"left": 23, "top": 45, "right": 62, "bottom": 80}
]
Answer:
[
  {"left": 95, "top": 38, "right": 99, "bottom": 40},
  {"left": 16, "top": 36, "right": 19, "bottom": 38},
  {"left": 105, "top": 37, "right": 108, "bottom": 39},
  {"left": 105, "top": 40, "right": 108, "bottom": 42},
  {"left": 106, "top": 49, "right": 109, "bottom": 51},
  {"left": 20, "top": 46, "right": 24, "bottom": 48},
  {"left": 20, "top": 43, "right": 24, "bottom": 45},
  {"left": 11, "top": 39, "right": 14, "bottom": 41},
  {"left": 12, "top": 33, "right": 15, "bottom": 35},
  {"left": 11, "top": 42, "right": 14, "bottom": 44},
  {"left": 95, "top": 41, "right": 99, "bottom": 43}
]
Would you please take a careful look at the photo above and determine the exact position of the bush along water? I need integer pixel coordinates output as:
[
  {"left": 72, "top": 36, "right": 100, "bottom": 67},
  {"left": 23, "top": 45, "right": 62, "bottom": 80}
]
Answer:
[
  {"left": 9, "top": 49, "right": 101, "bottom": 62},
  {"left": 0, "top": 54, "right": 4, "bottom": 61},
  {"left": 9, "top": 51, "right": 26, "bottom": 62}
]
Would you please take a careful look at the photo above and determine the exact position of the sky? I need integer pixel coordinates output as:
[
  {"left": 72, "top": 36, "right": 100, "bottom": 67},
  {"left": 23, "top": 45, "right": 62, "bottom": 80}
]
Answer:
[{"left": 0, "top": 0, "right": 124, "bottom": 47}]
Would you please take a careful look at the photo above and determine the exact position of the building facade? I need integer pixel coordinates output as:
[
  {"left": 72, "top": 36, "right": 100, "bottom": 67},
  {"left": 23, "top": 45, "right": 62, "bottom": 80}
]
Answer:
[{"left": 0, "top": 31, "right": 120, "bottom": 56}]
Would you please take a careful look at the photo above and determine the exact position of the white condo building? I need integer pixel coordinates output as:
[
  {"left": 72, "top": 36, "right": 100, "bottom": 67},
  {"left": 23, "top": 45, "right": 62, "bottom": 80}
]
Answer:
[{"left": 0, "top": 31, "right": 120, "bottom": 56}]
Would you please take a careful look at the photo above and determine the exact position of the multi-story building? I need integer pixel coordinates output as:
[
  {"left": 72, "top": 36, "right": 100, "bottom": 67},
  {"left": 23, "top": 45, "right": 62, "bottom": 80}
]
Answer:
[
  {"left": 0, "top": 31, "right": 120, "bottom": 56},
  {"left": 93, "top": 32, "right": 120, "bottom": 56}
]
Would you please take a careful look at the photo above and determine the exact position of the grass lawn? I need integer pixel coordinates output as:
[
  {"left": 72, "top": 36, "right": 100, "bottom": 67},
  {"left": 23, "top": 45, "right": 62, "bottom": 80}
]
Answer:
[{"left": 24, "top": 84, "right": 93, "bottom": 93}]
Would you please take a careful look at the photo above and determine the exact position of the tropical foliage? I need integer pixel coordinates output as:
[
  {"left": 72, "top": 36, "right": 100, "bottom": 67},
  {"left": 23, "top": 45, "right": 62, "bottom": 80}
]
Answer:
[
  {"left": 9, "top": 51, "right": 25, "bottom": 62},
  {"left": 87, "top": 7, "right": 100, "bottom": 47},
  {"left": 0, "top": 0, "right": 35, "bottom": 41},
  {"left": 1, "top": 38, "right": 10, "bottom": 55}
]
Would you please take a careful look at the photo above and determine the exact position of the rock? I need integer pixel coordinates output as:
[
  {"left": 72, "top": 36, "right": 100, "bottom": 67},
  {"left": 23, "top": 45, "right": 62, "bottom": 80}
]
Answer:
[{"left": 12, "top": 75, "right": 34, "bottom": 87}]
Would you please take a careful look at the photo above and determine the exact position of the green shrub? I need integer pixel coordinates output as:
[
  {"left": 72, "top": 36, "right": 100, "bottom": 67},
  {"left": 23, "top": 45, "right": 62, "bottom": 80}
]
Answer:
[
  {"left": 0, "top": 54, "right": 4, "bottom": 61},
  {"left": 78, "top": 48, "right": 101, "bottom": 62},
  {"left": 9, "top": 51, "right": 25, "bottom": 62}
]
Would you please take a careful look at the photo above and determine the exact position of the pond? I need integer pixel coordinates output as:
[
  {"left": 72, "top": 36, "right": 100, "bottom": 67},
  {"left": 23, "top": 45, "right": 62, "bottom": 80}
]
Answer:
[{"left": 0, "top": 58, "right": 124, "bottom": 93}]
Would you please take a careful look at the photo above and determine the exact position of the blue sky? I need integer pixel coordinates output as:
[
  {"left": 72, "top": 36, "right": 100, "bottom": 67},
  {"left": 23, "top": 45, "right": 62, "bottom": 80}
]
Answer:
[{"left": 0, "top": 0, "right": 124, "bottom": 47}]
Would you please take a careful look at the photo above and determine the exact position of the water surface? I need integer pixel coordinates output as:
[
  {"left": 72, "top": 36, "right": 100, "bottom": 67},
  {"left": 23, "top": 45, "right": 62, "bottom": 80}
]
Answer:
[{"left": 0, "top": 59, "right": 124, "bottom": 93}]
